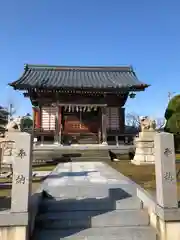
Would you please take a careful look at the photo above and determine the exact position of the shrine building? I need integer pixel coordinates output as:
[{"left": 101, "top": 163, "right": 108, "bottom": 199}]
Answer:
[{"left": 9, "top": 64, "right": 149, "bottom": 146}]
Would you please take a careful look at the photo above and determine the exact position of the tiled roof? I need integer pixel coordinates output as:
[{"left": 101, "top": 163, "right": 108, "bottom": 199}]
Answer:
[{"left": 9, "top": 64, "right": 149, "bottom": 91}]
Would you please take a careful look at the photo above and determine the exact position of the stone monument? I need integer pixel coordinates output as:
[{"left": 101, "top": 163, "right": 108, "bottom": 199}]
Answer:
[
  {"left": 10, "top": 131, "right": 33, "bottom": 213},
  {"left": 0, "top": 119, "right": 22, "bottom": 170},
  {"left": 131, "top": 116, "right": 156, "bottom": 165},
  {"left": 154, "top": 132, "right": 178, "bottom": 208}
]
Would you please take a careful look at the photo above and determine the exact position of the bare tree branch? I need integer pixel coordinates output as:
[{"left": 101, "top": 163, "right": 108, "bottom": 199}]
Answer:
[
  {"left": 155, "top": 118, "right": 165, "bottom": 130},
  {"left": 126, "top": 113, "right": 165, "bottom": 131},
  {"left": 126, "top": 112, "right": 141, "bottom": 128}
]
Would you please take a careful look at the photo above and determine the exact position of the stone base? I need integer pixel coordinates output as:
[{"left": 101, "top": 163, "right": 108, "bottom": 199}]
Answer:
[
  {"left": 138, "top": 131, "right": 156, "bottom": 140},
  {"left": 0, "top": 226, "right": 28, "bottom": 240},
  {"left": 131, "top": 159, "right": 155, "bottom": 165},
  {"left": 132, "top": 153, "right": 155, "bottom": 165},
  {"left": 132, "top": 133, "right": 155, "bottom": 165}
]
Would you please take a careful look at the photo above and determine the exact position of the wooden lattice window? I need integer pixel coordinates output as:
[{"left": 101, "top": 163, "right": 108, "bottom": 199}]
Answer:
[
  {"left": 41, "top": 106, "right": 56, "bottom": 131},
  {"left": 106, "top": 107, "right": 119, "bottom": 130}
]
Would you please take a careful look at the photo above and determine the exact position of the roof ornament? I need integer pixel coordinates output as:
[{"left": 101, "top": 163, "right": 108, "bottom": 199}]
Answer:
[
  {"left": 24, "top": 64, "right": 28, "bottom": 71},
  {"left": 129, "top": 92, "right": 136, "bottom": 98}
]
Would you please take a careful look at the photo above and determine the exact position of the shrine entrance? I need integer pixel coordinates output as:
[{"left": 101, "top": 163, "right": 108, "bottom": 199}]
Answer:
[{"left": 62, "top": 105, "right": 101, "bottom": 144}]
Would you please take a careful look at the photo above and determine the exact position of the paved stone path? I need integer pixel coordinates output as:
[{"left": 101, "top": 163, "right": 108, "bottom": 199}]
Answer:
[{"left": 34, "top": 162, "right": 157, "bottom": 240}]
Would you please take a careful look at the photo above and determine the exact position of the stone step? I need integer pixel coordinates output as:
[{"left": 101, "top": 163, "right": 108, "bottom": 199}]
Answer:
[
  {"left": 62, "top": 151, "right": 109, "bottom": 158},
  {"left": 40, "top": 196, "right": 142, "bottom": 212},
  {"left": 36, "top": 209, "right": 149, "bottom": 229},
  {"left": 33, "top": 226, "right": 157, "bottom": 240},
  {"left": 78, "top": 141, "right": 99, "bottom": 144},
  {"left": 71, "top": 157, "right": 110, "bottom": 162},
  {"left": 41, "top": 185, "right": 139, "bottom": 201}
]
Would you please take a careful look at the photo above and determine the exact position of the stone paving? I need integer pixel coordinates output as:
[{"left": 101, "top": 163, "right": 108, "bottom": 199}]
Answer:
[
  {"left": 34, "top": 162, "right": 157, "bottom": 240},
  {"left": 43, "top": 161, "right": 133, "bottom": 186}
]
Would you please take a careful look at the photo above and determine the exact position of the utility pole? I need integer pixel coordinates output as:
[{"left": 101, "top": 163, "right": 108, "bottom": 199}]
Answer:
[
  {"left": 8, "top": 103, "right": 15, "bottom": 122},
  {"left": 168, "top": 92, "right": 176, "bottom": 101}
]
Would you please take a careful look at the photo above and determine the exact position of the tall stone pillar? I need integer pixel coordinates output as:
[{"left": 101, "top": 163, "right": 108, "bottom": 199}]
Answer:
[
  {"left": 10, "top": 132, "right": 33, "bottom": 213},
  {"left": 101, "top": 107, "right": 107, "bottom": 145},
  {"left": 154, "top": 132, "right": 178, "bottom": 208}
]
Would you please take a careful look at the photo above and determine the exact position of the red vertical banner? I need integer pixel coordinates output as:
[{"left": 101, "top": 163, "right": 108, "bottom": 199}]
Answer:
[
  {"left": 37, "top": 107, "right": 41, "bottom": 129},
  {"left": 32, "top": 106, "right": 41, "bottom": 129}
]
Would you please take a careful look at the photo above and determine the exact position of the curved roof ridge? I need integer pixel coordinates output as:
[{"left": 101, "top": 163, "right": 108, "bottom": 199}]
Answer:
[
  {"left": 25, "top": 64, "right": 133, "bottom": 71},
  {"left": 9, "top": 64, "right": 150, "bottom": 91}
]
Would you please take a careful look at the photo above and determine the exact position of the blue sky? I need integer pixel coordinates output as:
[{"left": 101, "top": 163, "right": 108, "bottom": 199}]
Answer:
[{"left": 0, "top": 0, "right": 180, "bottom": 118}]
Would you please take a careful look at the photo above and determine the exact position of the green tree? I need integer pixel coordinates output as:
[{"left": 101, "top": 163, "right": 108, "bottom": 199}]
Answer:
[
  {"left": 20, "top": 115, "right": 33, "bottom": 131},
  {"left": 164, "top": 95, "right": 180, "bottom": 152}
]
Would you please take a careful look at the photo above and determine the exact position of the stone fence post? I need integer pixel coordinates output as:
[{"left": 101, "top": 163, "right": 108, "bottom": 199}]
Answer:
[
  {"left": 154, "top": 132, "right": 178, "bottom": 209},
  {"left": 154, "top": 132, "right": 180, "bottom": 240},
  {"left": 9, "top": 132, "right": 33, "bottom": 212}
]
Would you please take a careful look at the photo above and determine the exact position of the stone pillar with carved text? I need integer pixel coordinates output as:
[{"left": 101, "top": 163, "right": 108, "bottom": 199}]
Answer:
[
  {"left": 9, "top": 132, "right": 33, "bottom": 213},
  {"left": 154, "top": 132, "right": 178, "bottom": 208},
  {"left": 101, "top": 107, "right": 107, "bottom": 145}
]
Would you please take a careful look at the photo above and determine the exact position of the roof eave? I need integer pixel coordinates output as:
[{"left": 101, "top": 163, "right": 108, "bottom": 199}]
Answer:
[
  {"left": 8, "top": 65, "right": 28, "bottom": 89},
  {"left": 8, "top": 84, "right": 150, "bottom": 92}
]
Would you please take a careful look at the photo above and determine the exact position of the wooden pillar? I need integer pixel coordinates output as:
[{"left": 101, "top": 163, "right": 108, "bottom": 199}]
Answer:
[
  {"left": 32, "top": 107, "right": 36, "bottom": 129},
  {"left": 101, "top": 106, "right": 107, "bottom": 145},
  {"left": 38, "top": 105, "right": 44, "bottom": 145},
  {"left": 37, "top": 107, "right": 41, "bottom": 129},
  {"left": 54, "top": 105, "right": 62, "bottom": 144},
  {"left": 98, "top": 107, "right": 101, "bottom": 144},
  {"left": 54, "top": 105, "right": 59, "bottom": 144},
  {"left": 119, "top": 107, "right": 125, "bottom": 133},
  {"left": 58, "top": 106, "right": 62, "bottom": 144},
  {"left": 32, "top": 106, "right": 41, "bottom": 129}
]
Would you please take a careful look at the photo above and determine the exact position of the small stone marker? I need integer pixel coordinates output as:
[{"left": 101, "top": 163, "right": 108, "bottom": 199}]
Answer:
[
  {"left": 10, "top": 132, "right": 33, "bottom": 212},
  {"left": 1, "top": 140, "right": 15, "bottom": 165},
  {"left": 154, "top": 132, "right": 178, "bottom": 208}
]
